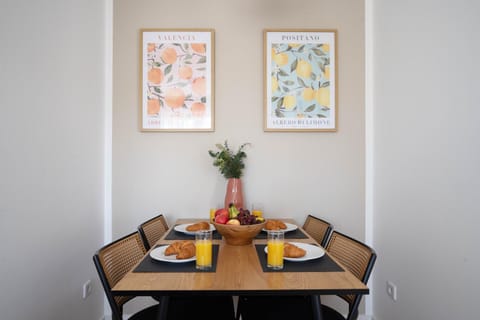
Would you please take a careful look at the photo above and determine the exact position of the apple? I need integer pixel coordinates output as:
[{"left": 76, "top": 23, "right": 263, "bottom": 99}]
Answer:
[
  {"left": 226, "top": 219, "right": 240, "bottom": 225},
  {"left": 215, "top": 214, "right": 229, "bottom": 224},
  {"left": 215, "top": 208, "right": 228, "bottom": 218}
]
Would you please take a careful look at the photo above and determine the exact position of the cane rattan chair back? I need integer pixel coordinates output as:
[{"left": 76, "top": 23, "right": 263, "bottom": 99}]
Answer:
[
  {"left": 138, "top": 214, "right": 169, "bottom": 250},
  {"left": 302, "top": 215, "right": 332, "bottom": 247},
  {"left": 324, "top": 231, "right": 377, "bottom": 320},
  {"left": 93, "top": 232, "right": 157, "bottom": 320}
]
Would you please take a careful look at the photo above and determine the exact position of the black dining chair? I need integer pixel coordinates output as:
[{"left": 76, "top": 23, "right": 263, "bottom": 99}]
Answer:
[
  {"left": 238, "top": 231, "right": 377, "bottom": 320},
  {"left": 302, "top": 214, "right": 333, "bottom": 247},
  {"left": 138, "top": 213, "right": 169, "bottom": 250},
  {"left": 93, "top": 232, "right": 165, "bottom": 320}
]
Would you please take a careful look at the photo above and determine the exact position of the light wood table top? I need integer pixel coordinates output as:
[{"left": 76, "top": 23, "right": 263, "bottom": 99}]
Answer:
[{"left": 112, "top": 219, "right": 369, "bottom": 297}]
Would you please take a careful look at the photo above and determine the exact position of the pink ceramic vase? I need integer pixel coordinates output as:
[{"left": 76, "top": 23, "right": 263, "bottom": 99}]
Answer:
[{"left": 224, "top": 178, "right": 244, "bottom": 209}]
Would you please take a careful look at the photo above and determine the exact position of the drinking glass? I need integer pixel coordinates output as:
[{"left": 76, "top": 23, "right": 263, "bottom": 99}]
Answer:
[
  {"left": 267, "top": 230, "right": 284, "bottom": 270},
  {"left": 195, "top": 230, "right": 213, "bottom": 270},
  {"left": 251, "top": 203, "right": 264, "bottom": 218}
]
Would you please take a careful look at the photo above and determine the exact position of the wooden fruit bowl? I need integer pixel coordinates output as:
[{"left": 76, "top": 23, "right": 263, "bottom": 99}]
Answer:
[{"left": 213, "top": 221, "right": 266, "bottom": 246}]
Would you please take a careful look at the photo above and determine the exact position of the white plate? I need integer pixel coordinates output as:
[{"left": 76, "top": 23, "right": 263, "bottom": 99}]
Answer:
[
  {"left": 262, "top": 222, "right": 298, "bottom": 233},
  {"left": 174, "top": 223, "right": 216, "bottom": 235},
  {"left": 150, "top": 245, "right": 196, "bottom": 263},
  {"left": 264, "top": 242, "right": 325, "bottom": 261}
]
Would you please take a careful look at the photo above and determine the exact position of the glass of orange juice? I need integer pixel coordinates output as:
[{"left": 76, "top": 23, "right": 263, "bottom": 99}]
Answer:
[
  {"left": 195, "top": 230, "right": 212, "bottom": 270},
  {"left": 251, "top": 203, "right": 264, "bottom": 218},
  {"left": 267, "top": 230, "right": 284, "bottom": 270}
]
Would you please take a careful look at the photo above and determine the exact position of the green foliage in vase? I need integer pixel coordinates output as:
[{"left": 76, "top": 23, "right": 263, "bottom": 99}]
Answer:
[{"left": 208, "top": 141, "right": 250, "bottom": 179}]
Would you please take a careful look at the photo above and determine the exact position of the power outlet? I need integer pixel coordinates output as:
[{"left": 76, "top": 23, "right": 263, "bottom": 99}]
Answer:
[
  {"left": 82, "top": 280, "right": 92, "bottom": 299},
  {"left": 386, "top": 281, "right": 397, "bottom": 301}
]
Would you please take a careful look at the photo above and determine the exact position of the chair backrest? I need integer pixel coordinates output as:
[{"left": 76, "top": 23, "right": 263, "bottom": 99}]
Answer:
[
  {"left": 325, "top": 231, "right": 377, "bottom": 320},
  {"left": 302, "top": 215, "right": 332, "bottom": 247},
  {"left": 138, "top": 214, "right": 169, "bottom": 250},
  {"left": 93, "top": 232, "right": 147, "bottom": 320}
]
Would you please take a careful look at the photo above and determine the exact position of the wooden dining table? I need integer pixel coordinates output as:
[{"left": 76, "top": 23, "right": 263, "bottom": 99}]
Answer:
[{"left": 112, "top": 218, "right": 369, "bottom": 320}]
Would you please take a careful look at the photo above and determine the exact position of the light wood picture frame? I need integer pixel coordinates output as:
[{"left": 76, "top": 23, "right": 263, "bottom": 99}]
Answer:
[
  {"left": 140, "top": 29, "right": 215, "bottom": 131},
  {"left": 264, "top": 29, "right": 337, "bottom": 131}
]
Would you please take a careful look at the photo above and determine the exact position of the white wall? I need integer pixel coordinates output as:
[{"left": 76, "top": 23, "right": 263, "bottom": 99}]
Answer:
[
  {"left": 0, "top": 1, "right": 107, "bottom": 319},
  {"left": 113, "top": 0, "right": 365, "bottom": 238},
  {"left": 372, "top": 0, "right": 480, "bottom": 319}
]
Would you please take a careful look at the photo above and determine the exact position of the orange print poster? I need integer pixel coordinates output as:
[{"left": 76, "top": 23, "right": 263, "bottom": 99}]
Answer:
[{"left": 141, "top": 29, "right": 215, "bottom": 131}]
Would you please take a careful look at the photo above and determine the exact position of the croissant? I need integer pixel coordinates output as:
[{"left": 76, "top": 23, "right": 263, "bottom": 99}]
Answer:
[
  {"left": 186, "top": 221, "right": 210, "bottom": 232},
  {"left": 176, "top": 241, "right": 196, "bottom": 259},
  {"left": 164, "top": 241, "right": 196, "bottom": 259},
  {"left": 284, "top": 243, "right": 306, "bottom": 258},
  {"left": 164, "top": 241, "right": 185, "bottom": 256},
  {"left": 265, "top": 220, "right": 287, "bottom": 230}
]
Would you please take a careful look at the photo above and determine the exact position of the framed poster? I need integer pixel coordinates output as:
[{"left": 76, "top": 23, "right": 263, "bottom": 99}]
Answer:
[
  {"left": 264, "top": 29, "right": 337, "bottom": 131},
  {"left": 140, "top": 29, "right": 215, "bottom": 131}
]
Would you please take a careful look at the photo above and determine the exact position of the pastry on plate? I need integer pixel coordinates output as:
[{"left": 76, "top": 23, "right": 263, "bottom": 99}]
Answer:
[
  {"left": 284, "top": 242, "right": 306, "bottom": 258},
  {"left": 265, "top": 219, "right": 287, "bottom": 231},
  {"left": 165, "top": 240, "right": 196, "bottom": 259},
  {"left": 186, "top": 221, "right": 210, "bottom": 232}
]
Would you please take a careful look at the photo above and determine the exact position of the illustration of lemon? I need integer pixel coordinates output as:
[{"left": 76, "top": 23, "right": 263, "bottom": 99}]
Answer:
[
  {"left": 315, "top": 87, "right": 330, "bottom": 107},
  {"left": 322, "top": 44, "right": 330, "bottom": 53},
  {"left": 273, "top": 53, "right": 289, "bottom": 66},
  {"left": 283, "top": 95, "right": 296, "bottom": 110},
  {"left": 323, "top": 66, "right": 330, "bottom": 80},
  {"left": 272, "top": 77, "right": 279, "bottom": 93},
  {"left": 296, "top": 60, "right": 312, "bottom": 79},
  {"left": 302, "top": 87, "right": 314, "bottom": 101}
]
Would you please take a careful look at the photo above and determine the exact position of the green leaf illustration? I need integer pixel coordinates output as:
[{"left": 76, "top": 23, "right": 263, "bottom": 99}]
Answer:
[
  {"left": 312, "top": 48, "right": 325, "bottom": 56},
  {"left": 277, "top": 97, "right": 284, "bottom": 108},
  {"left": 201, "top": 96, "right": 207, "bottom": 103},
  {"left": 165, "top": 64, "right": 172, "bottom": 75},
  {"left": 198, "top": 56, "right": 207, "bottom": 64},
  {"left": 316, "top": 114, "right": 326, "bottom": 118},
  {"left": 321, "top": 81, "right": 330, "bottom": 88},
  {"left": 279, "top": 69, "right": 289, "bottom": 77},
  {"left": 154, "top": 62, "right": 162, "bottom": 67},
  {"left": 298, "top": 77, "right": 307, "bottom": 87},
  {"left": 291, "top": 59, "right": 298, "bottom": 73},
  {"left": 275, "top": 108, "right": 284, "bottom": 117},
  {"left": 304, "top": 104, "right": 316, "bottom": 112}
]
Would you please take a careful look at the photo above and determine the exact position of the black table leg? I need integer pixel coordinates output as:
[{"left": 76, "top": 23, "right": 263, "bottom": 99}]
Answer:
[{"left": 311, "top": 295, "right": 323, "bottom": 320}]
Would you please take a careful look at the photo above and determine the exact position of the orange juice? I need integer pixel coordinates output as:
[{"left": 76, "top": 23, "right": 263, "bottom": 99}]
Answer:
[
  {"left": 209, "top": 208, "right": 216, "bottom": 222},
  {"left": 196, "top": 240, "right": 212, "bottom": 268},
  {"left": 252, "top": 210, "right": 263, "bottom": 218},
  {"left": 267, "top": 240, "right": 284, "bottom": 269}
]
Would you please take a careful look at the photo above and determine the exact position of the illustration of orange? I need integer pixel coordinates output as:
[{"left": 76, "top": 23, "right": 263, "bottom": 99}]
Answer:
[
  {"left": 148, "top": 68, "right": 163, "bottom": 84},
  {"left": 161, "top": 47, "right": 177, "bottom": 64},
  {"left": 191, "top": 102, "right": 206, "bottom": 116},
  {"left": 192, "top": 77, "right": 207, "bottom": 96},
  {"left": 165, "top": 87, "right": 185, "bottom": 108},
  {"left": 147, "top": 43, "right": 156, "bottom": 52},
  {"left": 147, "top": 99, "right": 160, "bottom": 115},
  {"left": 179, "top": 66, "right": 193, "bottom": 80},
  {"left": 191, "top": 43, "right": 206, "bottom": 54}
]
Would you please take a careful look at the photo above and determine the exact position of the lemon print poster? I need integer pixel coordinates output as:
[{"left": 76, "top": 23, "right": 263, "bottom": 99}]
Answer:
[
  {"left": 141, "top": 30, "right": 214, "bottom": 131},
  {"left": 264, "top": 30, "right": 336, "bottom": 131}
]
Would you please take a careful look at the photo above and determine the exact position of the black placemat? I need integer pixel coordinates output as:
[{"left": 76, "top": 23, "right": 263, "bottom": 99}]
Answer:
[
  {"left": 134, "top": 244, "right": 219, "bottom": 273},
  {"left": 164, "top": 227, "right": 223, "bottom": 240},
  {"left": 254, "top": 228, "right": 309, "bottom": 240},
  {"left": 255, "top": 244, "right": 343, "bottom": 272}
]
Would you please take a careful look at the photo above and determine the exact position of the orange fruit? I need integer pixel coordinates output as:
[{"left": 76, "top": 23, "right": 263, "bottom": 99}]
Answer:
[
  {"left": 192, "top": 77, "right": 207, "bottom": 96},
  {"left": 179, "top": 66, "right": 193, "bottom": 80},
  {"left": 165, "top": 87, "right": 185, "bottom": 108},
  {"left": 148, "top": 68, "right": 163, "bottom": 84},
  {"left": 191, "top": 102, "right": 206, "bottom": 116},
  {"left": 147, "top": 99, "right": 160, "bottom": 115},
  {"left": 161, "top": 47, "right": 177, "bottom": 64},
  {"left": 191, "top": 43, "right": 206, "bottom": 54}
]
